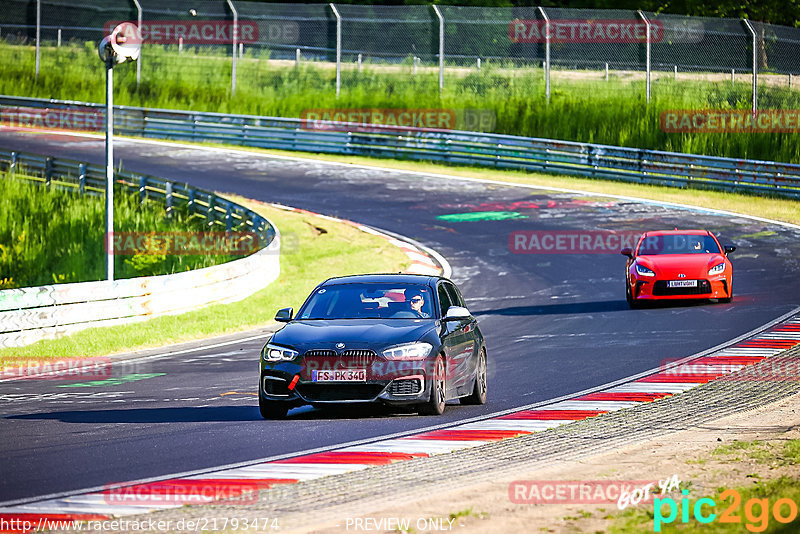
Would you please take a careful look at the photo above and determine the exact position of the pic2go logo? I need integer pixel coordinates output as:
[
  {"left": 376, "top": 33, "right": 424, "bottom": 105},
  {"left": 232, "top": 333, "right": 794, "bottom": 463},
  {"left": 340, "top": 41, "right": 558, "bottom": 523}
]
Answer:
[{"left": 654, "top": 489, "right": 800, "bottom": 532}]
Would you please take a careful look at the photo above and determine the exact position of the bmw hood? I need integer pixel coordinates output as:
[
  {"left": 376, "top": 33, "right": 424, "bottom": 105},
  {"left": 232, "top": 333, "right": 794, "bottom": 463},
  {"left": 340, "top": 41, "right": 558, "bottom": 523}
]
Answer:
[{"left": 270, "top": 319, "right": 436, "bottom": 352}]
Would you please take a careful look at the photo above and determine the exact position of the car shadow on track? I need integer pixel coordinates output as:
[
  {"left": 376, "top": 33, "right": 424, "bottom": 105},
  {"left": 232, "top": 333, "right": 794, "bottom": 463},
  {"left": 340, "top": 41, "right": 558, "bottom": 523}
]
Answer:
[
  {"left": 5, "top": 403, "right": 454, "bottom": 423},
  {"left": 7, "top": 406, "right": 262, "bottom": 423}
]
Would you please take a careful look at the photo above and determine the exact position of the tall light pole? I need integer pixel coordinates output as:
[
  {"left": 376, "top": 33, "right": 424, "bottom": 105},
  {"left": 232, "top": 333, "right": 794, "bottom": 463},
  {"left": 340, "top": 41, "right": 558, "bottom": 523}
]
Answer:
[{"left": 99, "top": 22, "right": 140, "bottom": 282}]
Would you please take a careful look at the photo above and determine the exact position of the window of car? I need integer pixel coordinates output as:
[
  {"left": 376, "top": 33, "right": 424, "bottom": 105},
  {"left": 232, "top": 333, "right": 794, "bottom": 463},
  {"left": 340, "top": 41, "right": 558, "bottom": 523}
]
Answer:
[
  {"left": 637, "top": 234, "right": 721, "bottom": 255},
  {"left": 437, "top": 283, "right": 453, "bottom": 318},
  {"left": 444, "top": 282, "right": 465, "bottom": 308},
  {"left": 297, "top": 283, "right": 434, "bottom": 320}
]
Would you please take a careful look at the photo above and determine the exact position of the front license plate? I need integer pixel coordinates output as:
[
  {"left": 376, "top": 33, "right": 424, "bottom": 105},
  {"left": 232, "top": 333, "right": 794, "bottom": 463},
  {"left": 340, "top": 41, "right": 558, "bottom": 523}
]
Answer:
[
  {"left": 312, "top": 369, "right": 366, "bottom": 382},
  {"left": 668, "top": 280, "right": 698, "bottom": 288}
]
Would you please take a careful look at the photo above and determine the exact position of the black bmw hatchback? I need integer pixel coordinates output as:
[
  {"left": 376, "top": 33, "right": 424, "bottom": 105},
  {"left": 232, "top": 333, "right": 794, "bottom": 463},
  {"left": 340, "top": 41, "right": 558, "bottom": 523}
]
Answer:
[{"left": 258, "top": 274, "right": 487, "bottom": 418}]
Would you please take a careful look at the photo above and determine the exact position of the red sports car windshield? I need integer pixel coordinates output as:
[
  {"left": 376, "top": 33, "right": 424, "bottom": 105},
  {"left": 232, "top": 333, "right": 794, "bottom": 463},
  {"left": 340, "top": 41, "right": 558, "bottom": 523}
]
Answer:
[{"left": 638, "top": 234, "right": 721, "bottom": 255}]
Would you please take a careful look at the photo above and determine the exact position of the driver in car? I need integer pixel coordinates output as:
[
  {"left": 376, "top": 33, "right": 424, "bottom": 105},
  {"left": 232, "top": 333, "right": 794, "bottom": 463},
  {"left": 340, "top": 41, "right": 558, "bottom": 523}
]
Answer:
[{"left": 408, "top": 291, "right": 430, "bottom": 318}]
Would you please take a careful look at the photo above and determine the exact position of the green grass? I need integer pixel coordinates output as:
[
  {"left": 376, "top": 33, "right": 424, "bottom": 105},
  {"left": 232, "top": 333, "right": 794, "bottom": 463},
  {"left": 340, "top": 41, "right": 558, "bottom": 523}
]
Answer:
[
  {"left": 0, "top": 198, "right": 410, "bottom": 362},
  {"left": 609, "top": 476, "right": 800, "bottom": 533},
  {"left": 3, "top": 42, "right": 800, "bottom": 163},
  {"left": 0, "top": 171, "right": 234, "bottom": 288}
]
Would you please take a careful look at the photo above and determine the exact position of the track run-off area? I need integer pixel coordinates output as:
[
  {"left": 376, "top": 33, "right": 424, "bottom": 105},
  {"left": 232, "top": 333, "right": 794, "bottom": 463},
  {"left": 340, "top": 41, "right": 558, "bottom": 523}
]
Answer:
[{"left": 1, "top": 130, "right": 800, "bottom": 510}]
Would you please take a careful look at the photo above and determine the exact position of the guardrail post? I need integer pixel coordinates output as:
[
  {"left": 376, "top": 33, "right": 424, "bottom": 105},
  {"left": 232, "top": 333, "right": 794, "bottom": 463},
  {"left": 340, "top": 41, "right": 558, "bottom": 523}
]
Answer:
[
  {"left": 78, "top": 163, "right": 86, "bottom": 194},
  {"left": 538, "top": 7, "right": 550, "bottom": 100},
  {"left": 10, "top": 152, "right": 17, "bottom": 175},
  {"left": 208, "top": 194, "right": 215, "bottom": 226},
  {"left": 637, "top": 10, "right": 651, "bottom": 103},
  {"left": 138, "top": 176, "right": 147, "bottom": 204},
  {"left": 432, "top": 5, "right": 444, "bottom": 92},
  {"left": 743, "top": 19, "right": 757, "bottom": 115},
  {"left": 165, "top": 181, "right": 173, "bottom": 218},
  {"left": 187, "top": 185, "right": 195, "bottom": 214},
  {"left": 45, "top": 156, "right": 53, "bottom": 187},
  {"left": 225, "top": 202, "right": 233, "bottom": 233},
  {"left": 329, "top": 3, "right": 341, "bottom": 98}
]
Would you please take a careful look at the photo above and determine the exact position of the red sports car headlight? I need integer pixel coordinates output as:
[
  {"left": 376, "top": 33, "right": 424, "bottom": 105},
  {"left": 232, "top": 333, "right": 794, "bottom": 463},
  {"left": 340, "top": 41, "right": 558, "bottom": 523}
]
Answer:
[
  {"left": 635, "top": 263, "right": 656, "bottom": 277},
  {"left": 708, "top": 263, "right": 725, "bottom": 275}
]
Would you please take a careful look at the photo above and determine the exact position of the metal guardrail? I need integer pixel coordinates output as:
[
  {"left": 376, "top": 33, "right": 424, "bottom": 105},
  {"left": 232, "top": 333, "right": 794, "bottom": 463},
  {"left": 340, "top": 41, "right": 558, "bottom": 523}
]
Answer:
[
  {"left": 2, "top": 94, "right": 800, "bottom": 199},
  {"left": 0, "top": 148, "right": 275, "bottom": 244},
  {"left": 0, "top": 148, "right": 280, "bottom": 348}
]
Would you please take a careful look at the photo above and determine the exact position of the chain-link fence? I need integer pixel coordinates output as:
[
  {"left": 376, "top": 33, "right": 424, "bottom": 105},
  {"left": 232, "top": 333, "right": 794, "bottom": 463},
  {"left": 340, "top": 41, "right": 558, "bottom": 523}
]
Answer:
[{"left": 2, "top": 2, "right": 800, "bottom": 116}]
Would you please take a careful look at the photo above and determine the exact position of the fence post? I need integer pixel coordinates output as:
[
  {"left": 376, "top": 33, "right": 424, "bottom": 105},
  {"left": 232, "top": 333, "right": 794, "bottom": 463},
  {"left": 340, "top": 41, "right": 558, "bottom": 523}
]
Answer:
[
  {"left": 605, "top": 62, "right": 609, "bottom": 81},
  {"left": 139, "top": 175, "right": 147, "bottom": 204},
  {"left": 45, "top": 156, "right": 53, "bottom": 187},
  {"left": 165, "top": 181, "right": 173, "bottom": 218},
  {"left": 433, "top": 5, "right": 444, "bottom": 92},
  {"left": 131, "top": 0, "right": 142, "bottom": 85},
  {"left": 743, "top": 19, "right": 757, "bottom": 115},
  {"left": 225, "top": 202, "right": 232, "bottom": 233},
  {"left": 357, "top": 53, "right": 362, "bottom": 72},
  {"left": 78, "top": 163, "right": 86, "bottom": 194},
  {"left": 187, "top": 185, "right": 195, "bottom": 214},
  {"left": 208, "top": 194, "right": 215, "bottom": 225},
  {"left": 226, "top": 0, "right": 238, "bottom": 94},
  {"left": 35, "top": 0, "right": 41, "bottom": 78},
  {"left": 57, "top": 28, "right": 61, "bottom": 47},
  {"left": 296, "top": 48, "right": 301, "bottom": 67},
  {"left": 538, "top": 7, "right": 550, "bottom": 100},
  {"left": 10, "top": 152, "right": 17, "bottom": 175},
  {"left": 637, "top": 10, "right": 651, "bottom": 103},
  {"left": 330, "top": 3, "right": 341, "bottom": 98}
]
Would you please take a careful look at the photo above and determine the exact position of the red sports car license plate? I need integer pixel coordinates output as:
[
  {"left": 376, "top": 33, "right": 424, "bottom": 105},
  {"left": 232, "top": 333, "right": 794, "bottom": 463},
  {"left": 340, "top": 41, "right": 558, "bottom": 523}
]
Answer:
[
  {"left": 668, "top": 280, "right": 698, "bottom": 288},
  {"left": 312, "top": 369, "right": 366, "bottom": 382}
]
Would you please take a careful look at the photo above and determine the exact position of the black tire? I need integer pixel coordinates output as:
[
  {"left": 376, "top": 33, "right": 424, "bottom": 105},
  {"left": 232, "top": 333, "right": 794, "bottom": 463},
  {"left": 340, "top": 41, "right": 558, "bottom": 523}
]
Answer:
[
  {"left": 461, "top": 348, "right": 487, "bottom": 405},
  {"left": 626, "top": 282, "right": 640, "bottom": 309},
  {"left": 259, "top": 394, "right": 289, "bottom": 419},
  {"left": 419, "top": 354, "right": 446, "bottom": 416}
]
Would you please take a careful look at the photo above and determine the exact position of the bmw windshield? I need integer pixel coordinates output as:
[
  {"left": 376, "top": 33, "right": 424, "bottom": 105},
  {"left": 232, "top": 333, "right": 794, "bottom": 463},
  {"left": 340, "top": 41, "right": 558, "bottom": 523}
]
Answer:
[{"left": 296, "top": 283, "right": 435, "bottom": 320}]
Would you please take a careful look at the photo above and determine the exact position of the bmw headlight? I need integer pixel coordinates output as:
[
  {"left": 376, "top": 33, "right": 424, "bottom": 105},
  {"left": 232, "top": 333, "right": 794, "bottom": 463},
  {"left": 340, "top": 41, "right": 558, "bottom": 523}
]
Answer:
[
  {"left": 708, "top": 263, "right": 725, "bottom": 275},
  {"left": 382, "top": 342, "right": 433, "bottom": 360},
  {"left": 262, "top": 343, "right": 299, "bottom": 362},
  {"left": 635, "top": 263, "right": 656, "bottom": 277}
]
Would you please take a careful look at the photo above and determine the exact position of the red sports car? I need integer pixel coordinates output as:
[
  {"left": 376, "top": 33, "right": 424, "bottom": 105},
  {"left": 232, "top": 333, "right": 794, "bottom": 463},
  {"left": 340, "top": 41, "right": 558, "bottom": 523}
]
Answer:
[{"left": 621, "top": 230, "right": 735, "bottom": 308}]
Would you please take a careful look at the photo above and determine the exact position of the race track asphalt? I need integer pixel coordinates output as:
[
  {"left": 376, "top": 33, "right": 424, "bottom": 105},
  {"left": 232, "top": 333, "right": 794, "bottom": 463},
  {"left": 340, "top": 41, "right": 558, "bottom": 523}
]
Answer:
[{"left": 2, "top": 131, "right": 799, "bottom": 503}]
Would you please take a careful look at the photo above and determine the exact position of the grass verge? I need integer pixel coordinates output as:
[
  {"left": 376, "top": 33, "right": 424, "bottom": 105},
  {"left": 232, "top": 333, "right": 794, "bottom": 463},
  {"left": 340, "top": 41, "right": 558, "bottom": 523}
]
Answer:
[
  {"left": 608, "top": 439, "right": 800, "bottom": 533},
  {"left": 2, "top": 41, "right": 799, "bottom": 163},
  {"left": 0, "top": 197, "right": 410, "bottom": 363},
  {"left": 0, "top": 170, "right": 242, "bottom": 288}
]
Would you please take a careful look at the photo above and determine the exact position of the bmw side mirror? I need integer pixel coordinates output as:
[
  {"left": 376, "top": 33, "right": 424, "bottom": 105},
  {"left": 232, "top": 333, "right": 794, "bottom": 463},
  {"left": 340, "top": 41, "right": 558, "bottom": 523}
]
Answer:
[
  {"left": 724, "top": 244, "right": 736, "bottom": 254},
  {"left": 274, "top": 307, "right": 293, "bottom": 322},
  {"left": 443, "top": 306, "right": 470, "bottom": 321},
  {"left": 621, "top": 247, "right": 633, "bottom": 259}
]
